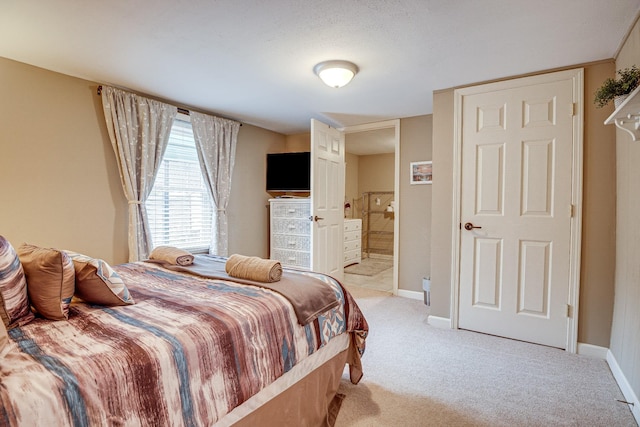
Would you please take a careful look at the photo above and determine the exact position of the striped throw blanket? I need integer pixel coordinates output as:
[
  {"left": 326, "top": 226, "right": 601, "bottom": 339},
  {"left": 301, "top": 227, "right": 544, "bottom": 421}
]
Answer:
[{"left": 0, "top": 262, "right": 368, "bottom": 426}]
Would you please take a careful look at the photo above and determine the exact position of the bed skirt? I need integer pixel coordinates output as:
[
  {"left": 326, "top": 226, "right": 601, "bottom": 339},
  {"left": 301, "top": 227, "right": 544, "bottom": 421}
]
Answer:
[{"left": 219, "top": 333, "right": 350, "bottom": 426}]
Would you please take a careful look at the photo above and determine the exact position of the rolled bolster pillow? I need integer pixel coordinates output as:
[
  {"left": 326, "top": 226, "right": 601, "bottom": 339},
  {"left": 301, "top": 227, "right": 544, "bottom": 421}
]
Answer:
[
  {"left": 225, "top": 254, "right": 282, "bottom": 283},
  {"left": 149, "top": 246, "right": 194, "bottom": 266}
]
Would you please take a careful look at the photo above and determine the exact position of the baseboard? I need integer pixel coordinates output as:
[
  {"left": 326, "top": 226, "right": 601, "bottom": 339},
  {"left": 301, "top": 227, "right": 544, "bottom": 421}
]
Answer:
[
  {"left": 606, "top": 350, "right": 640, "bottom": 424},
  {"left": 576, "top": 342, "right": 608, "bottom": 359},
  {"left": 427, "top": 315, "right": 451, "bottom": 329},
  {"left": 396, "top": 289, "right": 423, "bottom": 301}
]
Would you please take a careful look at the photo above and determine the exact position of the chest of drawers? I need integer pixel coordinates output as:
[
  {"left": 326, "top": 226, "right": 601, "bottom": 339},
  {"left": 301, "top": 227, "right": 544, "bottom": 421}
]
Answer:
[
  {"left": 269, "top": 199, "right": 311, "bottom": 269},
  {"left": 344, "top": 219, "right": 362, "bottom": 267}
]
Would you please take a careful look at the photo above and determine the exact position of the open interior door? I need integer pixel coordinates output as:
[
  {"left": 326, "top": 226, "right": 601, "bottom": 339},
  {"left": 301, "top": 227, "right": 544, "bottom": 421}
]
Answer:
[{"left": 310, "top": 119, "right": 345, "bottom": 279}]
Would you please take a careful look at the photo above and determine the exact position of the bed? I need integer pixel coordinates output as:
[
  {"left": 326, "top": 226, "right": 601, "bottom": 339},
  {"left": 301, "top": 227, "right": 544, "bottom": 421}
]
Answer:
[{"left": 0, "top": 251, "right": 368, "bottom": 427}]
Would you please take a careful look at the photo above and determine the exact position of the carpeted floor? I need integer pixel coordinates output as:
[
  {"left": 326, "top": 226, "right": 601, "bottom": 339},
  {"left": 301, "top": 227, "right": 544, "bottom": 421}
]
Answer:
[{"left": 335, "top": 285, "right": 637, "bottom": 427}]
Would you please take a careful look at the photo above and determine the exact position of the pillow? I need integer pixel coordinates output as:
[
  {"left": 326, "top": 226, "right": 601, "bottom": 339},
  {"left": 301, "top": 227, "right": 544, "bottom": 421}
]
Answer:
[
  {"left": 64, "top": 251, "right": 134, "bottom": 306},
  {"left": 0, "top": 236, "right": 34, "bottom": 328},
  {"left": 17, "top": 244, "right": 75, "bottom": 320}
]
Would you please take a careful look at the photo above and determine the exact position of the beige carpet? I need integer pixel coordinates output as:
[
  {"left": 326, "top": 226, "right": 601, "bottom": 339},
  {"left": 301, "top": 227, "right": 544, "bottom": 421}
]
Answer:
[{"left": 335, "top": 285, "right": 637, "bottom": 427}]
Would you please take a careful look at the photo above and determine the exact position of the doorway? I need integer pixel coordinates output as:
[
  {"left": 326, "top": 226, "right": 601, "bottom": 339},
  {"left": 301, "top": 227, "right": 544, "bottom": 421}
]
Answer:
[{"left": 341, "top": 120, "right": 400, "bottom": 294}]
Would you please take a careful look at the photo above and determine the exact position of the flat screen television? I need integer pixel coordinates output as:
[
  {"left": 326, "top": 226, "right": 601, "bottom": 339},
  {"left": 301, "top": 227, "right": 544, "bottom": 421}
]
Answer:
[{"left": 266, "top": 152, "right": 311, "bottom": 192}]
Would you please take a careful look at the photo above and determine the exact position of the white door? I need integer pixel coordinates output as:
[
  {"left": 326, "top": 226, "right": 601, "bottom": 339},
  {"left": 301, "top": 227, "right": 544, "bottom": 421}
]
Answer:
[
  {"left": 311, "top": 119, "right": 345, "bottom": 279},
  {"left": 458, "top": 72, "right": 578, "bottom": 349}
]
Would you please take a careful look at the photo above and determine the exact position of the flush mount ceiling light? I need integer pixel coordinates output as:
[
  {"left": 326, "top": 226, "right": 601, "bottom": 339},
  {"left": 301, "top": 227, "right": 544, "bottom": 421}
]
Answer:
[{"left": 313, "top": 60, "right": 359, "bottom": 88}]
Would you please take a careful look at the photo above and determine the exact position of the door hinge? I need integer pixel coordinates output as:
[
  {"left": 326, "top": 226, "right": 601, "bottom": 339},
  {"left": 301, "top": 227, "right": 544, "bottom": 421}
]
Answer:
[
  {"left": 566, "top": 304, "right": 572, "bottom": 318},
  {"left": 570, "top": 103, "right": 576, "bottom": 116},
  {"left": 569, "top": 204, "right": 574, "bottom": 217}
]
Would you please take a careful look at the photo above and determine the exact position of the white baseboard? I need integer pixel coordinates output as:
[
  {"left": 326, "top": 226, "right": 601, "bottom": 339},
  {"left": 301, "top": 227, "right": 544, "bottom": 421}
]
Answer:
[
  {"left": 396, "top": 289, "right": 423, "bottom": 301},
  {"left": 427, "top": 315, "right": 451, "bottom": 329},
  {"left": 607, "top": 350, "right": 640, "bottom": 425},
  {"left": 395, "top": 290, "right": 450, "bottom": 329},
  {"left": 576, "top": 342, "right": 608, "bottom": 359}
]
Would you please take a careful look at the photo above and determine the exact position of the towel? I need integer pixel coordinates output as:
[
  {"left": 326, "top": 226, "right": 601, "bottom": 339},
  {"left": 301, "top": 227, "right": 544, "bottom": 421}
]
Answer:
[
  {"left": 225, "top": 254, "right": 282, "bottom": 283},
  {"left": 149, "top": 246, "right": 194, "bottom": 266}
]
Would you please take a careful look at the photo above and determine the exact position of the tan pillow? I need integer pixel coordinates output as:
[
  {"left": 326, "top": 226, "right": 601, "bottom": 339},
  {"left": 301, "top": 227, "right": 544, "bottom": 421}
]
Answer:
[
  {"left": 64, "top": 251, "right": 134, "bottom": 306},
  {"left": 17, "top": 244, "right": 75, "bottom": 320}
]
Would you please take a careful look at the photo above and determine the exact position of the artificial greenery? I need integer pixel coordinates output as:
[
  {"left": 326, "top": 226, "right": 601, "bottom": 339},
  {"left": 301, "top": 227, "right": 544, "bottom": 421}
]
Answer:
[{"left": 594, "top": 65, "right": 640, "bottom": 108}]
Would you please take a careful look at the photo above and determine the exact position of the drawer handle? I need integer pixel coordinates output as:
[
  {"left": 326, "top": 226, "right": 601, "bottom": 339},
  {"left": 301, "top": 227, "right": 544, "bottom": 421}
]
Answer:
[
  {"left": 287, "top": 209, "right": 296, "bottom": 213},
  {"left": 287, "top": 257, "right": 296, "bottom": 262},
  {"left": 288, "top": 241, "right": 296, "bottom": 246},
  {"left": 288, "top": 225, "right": 296, "bottom": 229}
]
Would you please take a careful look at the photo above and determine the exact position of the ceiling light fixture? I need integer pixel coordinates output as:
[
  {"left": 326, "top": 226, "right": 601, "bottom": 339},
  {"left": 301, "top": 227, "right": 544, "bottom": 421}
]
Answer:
[{"left": 313, "top": 60, "right": 359, "bottom": 88}]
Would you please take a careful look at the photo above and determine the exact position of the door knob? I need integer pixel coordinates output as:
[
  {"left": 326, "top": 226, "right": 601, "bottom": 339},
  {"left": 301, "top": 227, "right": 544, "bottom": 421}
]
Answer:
[
  {"left": 464, "top": 222, "right": 482, "bottom": 230},
  {"left": 310, "top": 215, "right": 325, "bottom": 222}
]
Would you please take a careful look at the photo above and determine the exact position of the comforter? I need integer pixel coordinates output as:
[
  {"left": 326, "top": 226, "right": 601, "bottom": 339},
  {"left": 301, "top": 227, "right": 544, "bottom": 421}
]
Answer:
[{"left": 0, "top": 261, "right": 368, "bottom": 426}]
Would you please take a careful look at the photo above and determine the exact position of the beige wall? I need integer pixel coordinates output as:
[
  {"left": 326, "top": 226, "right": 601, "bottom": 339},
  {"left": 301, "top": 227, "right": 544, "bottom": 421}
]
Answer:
[
  {"left": 284, "top": 133, "right": 310, "bottom": 152},
  {"left": 357, "top": 154, "right": 394, "bottom": 194},
  {"left": 345, "top": 152, "right": 359, "bottom": 218},
  {"left": 610, "top": 16, "right": 640, "bottom": 409},
  {"left": 430, "top": 62, "right": 618, "bottom": 347},
  {"left": 399, "top": 115, "right": 433, "bottom": 293},
  {"left": 580, "top": 62, "right": 617, "bottom": 346},
  {"left": 0, "top": 56, "right": 128, "bottom": 264},
  {"left": 430, "top": 91, "right": 455, "bottom": 315},
  {"left": 0, "top": 57, "right": 285, "bottom": 265},
  {"left": 228, "top": 124, "right": 287, "bottom": 257}
]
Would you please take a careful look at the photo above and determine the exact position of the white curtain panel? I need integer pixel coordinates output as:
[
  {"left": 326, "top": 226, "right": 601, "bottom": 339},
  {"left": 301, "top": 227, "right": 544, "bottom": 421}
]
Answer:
[
  {"left": 101, "top": 86, "right": 177, "bottom": 262},
  {"left": 190, "top": 112, "right": 240, "bottom": 256}
]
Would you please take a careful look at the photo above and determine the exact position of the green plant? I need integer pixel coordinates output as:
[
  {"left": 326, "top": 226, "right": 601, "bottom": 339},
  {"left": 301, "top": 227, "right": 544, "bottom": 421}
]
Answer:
[{"left": 594, "top": 65, "right": 640, "bottom": 108}]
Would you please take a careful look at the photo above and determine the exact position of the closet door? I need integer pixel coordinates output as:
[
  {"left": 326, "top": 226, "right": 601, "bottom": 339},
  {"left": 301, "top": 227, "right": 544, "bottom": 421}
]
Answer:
[{"left": 456, "top": 69, "right": 582, "bottom": 349}]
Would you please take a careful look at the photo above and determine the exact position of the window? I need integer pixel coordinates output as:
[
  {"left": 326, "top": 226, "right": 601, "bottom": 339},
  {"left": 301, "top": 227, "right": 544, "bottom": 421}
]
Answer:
[{"left": 147, "top": 115, "right": 213, "bottom": 253}]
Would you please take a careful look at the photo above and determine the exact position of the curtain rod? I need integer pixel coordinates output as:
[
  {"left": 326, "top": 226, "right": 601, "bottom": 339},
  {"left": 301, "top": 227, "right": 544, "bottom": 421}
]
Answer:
[{"left": 96, "top": 85, "right": 241, "bottom": 125}]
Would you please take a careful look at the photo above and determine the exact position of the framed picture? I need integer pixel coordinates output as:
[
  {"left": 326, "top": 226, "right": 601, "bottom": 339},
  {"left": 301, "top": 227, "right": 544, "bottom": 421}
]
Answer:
[{"left": 410, "top": 161, "right": 432, "bottom": 185}]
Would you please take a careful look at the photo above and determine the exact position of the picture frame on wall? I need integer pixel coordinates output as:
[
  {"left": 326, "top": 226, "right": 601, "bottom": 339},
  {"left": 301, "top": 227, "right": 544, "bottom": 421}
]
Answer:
[{"left": 410, "top": 161, "right": 432, "bottom": 185}]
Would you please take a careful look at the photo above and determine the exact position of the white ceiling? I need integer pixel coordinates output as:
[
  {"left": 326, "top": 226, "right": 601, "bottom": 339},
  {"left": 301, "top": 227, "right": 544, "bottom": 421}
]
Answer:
[{"left": 1, "top": 1, "right": 639, "bottom": 135}]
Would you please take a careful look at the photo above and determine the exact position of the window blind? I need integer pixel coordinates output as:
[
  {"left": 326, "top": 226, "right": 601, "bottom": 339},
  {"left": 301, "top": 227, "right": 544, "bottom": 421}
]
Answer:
[{"left": 147, "top": 118, "right": 213, "bottom": 253}]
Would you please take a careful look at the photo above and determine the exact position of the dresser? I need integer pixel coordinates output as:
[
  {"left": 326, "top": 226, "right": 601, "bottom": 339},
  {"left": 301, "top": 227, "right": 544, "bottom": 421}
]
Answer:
[
  {"left": 269, "top": 198, "right": 311, "bottom": 269},
  {"left": 344, "top": 219, "right": 362, "bottom": 267}
]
